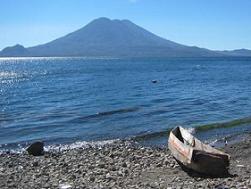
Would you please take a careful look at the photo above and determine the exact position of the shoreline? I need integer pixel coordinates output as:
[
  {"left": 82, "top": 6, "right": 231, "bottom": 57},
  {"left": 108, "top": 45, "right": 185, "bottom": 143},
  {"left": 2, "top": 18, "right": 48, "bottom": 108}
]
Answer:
[
  {"left": 1, "top": 135, "right": 251, "bottom": 188},
  {"left": 2, "top": 114, "right": 251, "bottom": 154},
  {"left": 1, "top": 131, "right": 250, "bottom": 156}
]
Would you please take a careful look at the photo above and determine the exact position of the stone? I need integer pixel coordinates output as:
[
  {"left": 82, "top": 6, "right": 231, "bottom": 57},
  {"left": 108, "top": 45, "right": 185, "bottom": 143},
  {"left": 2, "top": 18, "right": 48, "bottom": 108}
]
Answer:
[
  {"left": 122, "top": 162, "right": 127, "bottom": 168},
  {"left": 26, "top": 141, "right": 44, "bottom": 156},
  {"left": 89, "top": 176, "right": 95, "bottom": 182},
  {"left": 32, "top": 161, "right": 39, "bottom": 167},
  {"left": 106, "top": 173, "right": 112, "bottom": 180}
]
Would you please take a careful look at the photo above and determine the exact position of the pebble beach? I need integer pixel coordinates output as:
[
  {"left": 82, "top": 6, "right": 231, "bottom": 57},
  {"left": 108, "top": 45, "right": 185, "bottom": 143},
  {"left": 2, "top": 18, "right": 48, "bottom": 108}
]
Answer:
[{"left": 0, "top": 135, "right": 251, "bottom": 189}]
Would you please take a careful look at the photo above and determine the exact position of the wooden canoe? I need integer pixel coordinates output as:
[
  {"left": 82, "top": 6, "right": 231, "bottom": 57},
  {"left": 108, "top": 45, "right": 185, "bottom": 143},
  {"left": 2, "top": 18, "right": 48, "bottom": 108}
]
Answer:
[{"left": 168, "top": 126, "right": 230, "bottom": 176}]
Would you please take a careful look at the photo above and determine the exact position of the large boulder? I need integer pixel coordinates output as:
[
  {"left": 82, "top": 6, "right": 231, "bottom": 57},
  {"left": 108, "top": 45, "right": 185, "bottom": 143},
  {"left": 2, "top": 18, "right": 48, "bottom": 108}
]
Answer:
[{"left": 26, "top": 141, "right": 44, "bottom": 156}]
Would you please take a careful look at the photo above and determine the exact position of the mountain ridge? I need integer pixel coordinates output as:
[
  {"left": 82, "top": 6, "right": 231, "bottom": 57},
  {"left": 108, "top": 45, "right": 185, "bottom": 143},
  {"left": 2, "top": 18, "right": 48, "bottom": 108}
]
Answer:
[{"left": 1, "top": 17, "right": 251, "bottom": 57}]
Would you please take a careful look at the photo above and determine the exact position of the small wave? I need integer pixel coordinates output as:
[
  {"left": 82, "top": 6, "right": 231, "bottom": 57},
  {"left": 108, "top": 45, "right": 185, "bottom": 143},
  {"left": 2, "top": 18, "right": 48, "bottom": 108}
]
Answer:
[
  {"left": 195, "top": 116, "right": 251, "bottom": 132},
  {"left": 75, "top": 107, "right": 140, "bottom": 121},
  {"left": 206, "top": 132, "right": 250, "bottom": 147},
  {"left": 143, "top": 109, "right": 169, "bottom": 116},
  {"left": 44, "top": 139, "right": 119, "bottom": 152},
  {"left": 195, "top": 64, "right": 201, "bottom": 69},
  {"left": 151, "top": 98, "right": 168, "bottom": 104},
  {"left": 134, "top": 129, "right": 171, "bottom": 141},
  {"left": 0, "top": 139, "right": 119, "bottom": 155},
  {"left": 134, "top": 115, "right": 251, "bottom": 142},
  {"left": 134, "top": 126, "right": 196, "bottom": 142},
  {"left": 95, "top": 107, "right": 139, "bottom": 116}
]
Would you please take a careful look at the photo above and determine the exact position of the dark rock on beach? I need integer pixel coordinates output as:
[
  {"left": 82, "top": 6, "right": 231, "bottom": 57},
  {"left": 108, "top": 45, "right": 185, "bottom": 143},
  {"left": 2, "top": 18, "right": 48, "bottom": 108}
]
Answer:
[
  {"left": 26, "top": 141, "right": 44, "bottom": 156},
  {"left": 0, "top": 136, "right": 251, "bottom": 188}
]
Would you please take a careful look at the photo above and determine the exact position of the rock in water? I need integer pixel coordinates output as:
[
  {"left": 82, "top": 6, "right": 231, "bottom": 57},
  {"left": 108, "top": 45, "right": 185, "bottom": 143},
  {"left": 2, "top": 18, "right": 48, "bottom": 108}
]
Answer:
[{"left": 26, "top": 141, "right": 44, "bottom": 156}]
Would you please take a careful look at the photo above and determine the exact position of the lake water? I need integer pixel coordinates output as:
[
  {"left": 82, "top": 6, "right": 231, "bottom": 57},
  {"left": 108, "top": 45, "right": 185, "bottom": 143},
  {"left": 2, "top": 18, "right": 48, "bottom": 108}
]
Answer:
[{"left": 1, "top": 57, "right": 251, "bottom": 152}]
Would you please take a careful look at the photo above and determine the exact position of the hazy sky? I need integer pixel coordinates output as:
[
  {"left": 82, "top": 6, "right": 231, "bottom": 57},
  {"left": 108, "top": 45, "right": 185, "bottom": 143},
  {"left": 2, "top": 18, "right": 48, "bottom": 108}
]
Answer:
[{"left": 0, "top": 0, "right": 251, "bottom": 50}]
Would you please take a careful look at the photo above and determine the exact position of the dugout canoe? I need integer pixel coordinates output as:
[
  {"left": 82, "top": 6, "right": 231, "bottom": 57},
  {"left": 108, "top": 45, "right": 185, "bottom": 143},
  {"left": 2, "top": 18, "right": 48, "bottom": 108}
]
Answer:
[{"left": 168, "top": 126, "right": 230, "bottom": 176}]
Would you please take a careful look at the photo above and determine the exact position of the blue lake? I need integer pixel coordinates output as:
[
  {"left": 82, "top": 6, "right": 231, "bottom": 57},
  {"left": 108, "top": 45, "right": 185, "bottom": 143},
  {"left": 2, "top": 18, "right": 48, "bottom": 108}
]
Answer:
[{"left": 1, "top": 57, "right": 251, "bottom": 151}]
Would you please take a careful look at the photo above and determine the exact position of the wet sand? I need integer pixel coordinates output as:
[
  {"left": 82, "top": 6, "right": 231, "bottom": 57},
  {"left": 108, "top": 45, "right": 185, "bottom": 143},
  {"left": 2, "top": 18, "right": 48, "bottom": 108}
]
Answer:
[{"left": 0, "top": 135, "right": 251, "bottom": 189}]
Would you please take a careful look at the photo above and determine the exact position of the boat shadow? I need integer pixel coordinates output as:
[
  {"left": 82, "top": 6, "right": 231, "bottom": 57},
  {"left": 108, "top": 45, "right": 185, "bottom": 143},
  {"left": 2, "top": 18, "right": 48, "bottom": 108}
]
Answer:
[{"left": 175, "top": 159, "right": 236, "bottom": 179}]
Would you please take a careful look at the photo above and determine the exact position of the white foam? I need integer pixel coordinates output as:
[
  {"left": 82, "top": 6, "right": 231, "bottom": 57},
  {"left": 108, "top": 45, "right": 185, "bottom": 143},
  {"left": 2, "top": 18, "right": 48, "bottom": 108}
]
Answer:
[
  {"left": 45, "top": 139, "right": 119, "bottom": 152},
  {"left": 0, "top": 139, "right": 119, "bottom": 155},
  {"left": 0, "top": 148, "right": 24, "bottom": 155},
  {"left": 186, "top": 127, "right": 196, "bottom": 134},
  {"left": 54, "top": 140, "right": 117, "bottom": 152}
]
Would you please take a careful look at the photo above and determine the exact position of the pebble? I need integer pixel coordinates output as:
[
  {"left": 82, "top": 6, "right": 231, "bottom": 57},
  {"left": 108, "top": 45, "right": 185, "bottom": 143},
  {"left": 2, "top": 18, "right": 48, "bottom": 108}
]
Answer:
[{"left": 0, "top": 140, "right": 250, "bottom": 189}]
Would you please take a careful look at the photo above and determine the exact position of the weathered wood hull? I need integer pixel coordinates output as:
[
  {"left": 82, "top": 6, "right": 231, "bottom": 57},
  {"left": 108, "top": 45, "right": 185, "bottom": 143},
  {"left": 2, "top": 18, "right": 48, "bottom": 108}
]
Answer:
[{"left": 168, "top": 127, "right": 230, "bottom": 176}]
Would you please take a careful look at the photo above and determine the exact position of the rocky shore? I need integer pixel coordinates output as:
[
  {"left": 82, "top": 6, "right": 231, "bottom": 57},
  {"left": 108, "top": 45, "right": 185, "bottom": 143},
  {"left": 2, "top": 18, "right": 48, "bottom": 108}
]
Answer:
[{"left": 0, "top": 136, "right": 251, "bottom": 189}]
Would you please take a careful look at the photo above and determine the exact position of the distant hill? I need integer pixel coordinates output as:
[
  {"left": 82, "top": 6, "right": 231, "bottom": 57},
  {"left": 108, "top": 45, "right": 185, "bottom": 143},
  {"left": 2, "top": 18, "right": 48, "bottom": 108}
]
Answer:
[
  {"left": 1, "top": 17, "right": 251, "bottom": 57},
  {"left": 1, "top": 44, "right": 29, "bottom": 57},
  {"left": 217, "top": 49, "right": 251, "bottom": 57}
]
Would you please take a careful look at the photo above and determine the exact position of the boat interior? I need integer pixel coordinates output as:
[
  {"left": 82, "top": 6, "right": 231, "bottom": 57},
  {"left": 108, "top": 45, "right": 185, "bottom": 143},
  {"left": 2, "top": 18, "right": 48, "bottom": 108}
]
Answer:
[{"left": 173, "top": 126, "right": 229, "bottom": 157}]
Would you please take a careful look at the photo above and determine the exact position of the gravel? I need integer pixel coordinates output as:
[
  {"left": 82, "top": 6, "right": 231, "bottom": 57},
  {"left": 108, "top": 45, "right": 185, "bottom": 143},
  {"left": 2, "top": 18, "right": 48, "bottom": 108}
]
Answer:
[{"left": 0, "top": 136, "right": 251, "bottom": 189}]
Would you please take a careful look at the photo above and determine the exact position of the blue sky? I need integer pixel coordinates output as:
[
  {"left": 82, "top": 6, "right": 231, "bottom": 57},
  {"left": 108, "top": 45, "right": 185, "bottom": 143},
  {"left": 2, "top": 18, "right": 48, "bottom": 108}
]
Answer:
[{"left": 0, "top": 0, "right": 251, "bottom": 50}]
